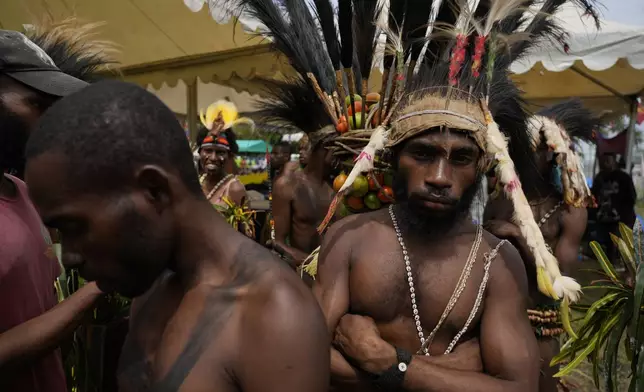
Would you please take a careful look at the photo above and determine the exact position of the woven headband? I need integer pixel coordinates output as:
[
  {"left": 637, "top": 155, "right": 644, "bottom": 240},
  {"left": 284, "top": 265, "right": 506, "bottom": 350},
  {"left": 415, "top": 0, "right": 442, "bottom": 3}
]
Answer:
[{"left": 395, "top": 109, "right": 487, "bottom": 130}]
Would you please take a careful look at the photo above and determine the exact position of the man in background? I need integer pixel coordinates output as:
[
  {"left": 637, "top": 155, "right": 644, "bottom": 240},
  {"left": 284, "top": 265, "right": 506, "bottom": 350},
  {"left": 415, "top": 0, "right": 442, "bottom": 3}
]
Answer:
[
  {"left": 271, "top": 135, "right": 335, "bottom": 267},
  {"left": 0, "top": 27, "right": 109, "bottom": 391},
  {"left": 592, "top": 152, "right": 637, "bottom": 257},
  {"left": 270, "top": 141, "right": 297, "bottom": 179},
  {"left": 298, "top": 134, "right": 311, "bottom": 169}
]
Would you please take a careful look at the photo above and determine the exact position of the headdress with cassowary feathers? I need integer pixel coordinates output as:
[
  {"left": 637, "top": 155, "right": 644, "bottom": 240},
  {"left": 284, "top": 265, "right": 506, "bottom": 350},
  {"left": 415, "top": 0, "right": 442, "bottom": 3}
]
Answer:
[
  {"left": 25, "top": 18, "right": 118, "bottom": 82},
  {"left": 210, "top": 0, "right": 600, "bottom": 305},
  {"left": 527, "top": 99, "right": 600, "bottom": 208}
]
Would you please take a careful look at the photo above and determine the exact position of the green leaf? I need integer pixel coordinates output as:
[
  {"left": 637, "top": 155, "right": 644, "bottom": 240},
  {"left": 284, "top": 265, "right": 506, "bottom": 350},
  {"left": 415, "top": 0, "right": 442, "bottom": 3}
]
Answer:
[
  {"left": 582, "top": 292, "right": 623, "bottom": 325},
  {"left": 612, "top": 233, "right": 636, "bottom": 277},
  {"left": 634, "top": 218, "right": 644, "bottom": 266},
  {"left": 604, "top": 299, "right": 632, "bottom": 392},
  {"left": 591, "top": 241, "right": 622, "bottom": 285},
  {"left": 631, "top": 218, "right": 644, "bottom": 374},
  {"left": 636, "top": 343, "right": 644, "bottom": 392},
  {"left": 554, "top": 334, "right": 599, "bottom": 377},
  {"left": 620, "top": 222, "right": 635, "bottom": 251},
  {"left": 583, "top": 285, "right": 630, "bottom": 293}
]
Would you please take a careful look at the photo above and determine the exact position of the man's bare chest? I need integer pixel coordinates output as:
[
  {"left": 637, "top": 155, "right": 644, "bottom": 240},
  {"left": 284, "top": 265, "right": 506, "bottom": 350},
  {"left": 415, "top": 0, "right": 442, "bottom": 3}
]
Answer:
[
  {"left": 118, "top": 286, "right": 240, "bottom": 391},
  {"left": 347, "top": 236, "right": 493, "bottom": 354},
  {"left": 292, "top": 180, "right": 334, "bottom": 222}
]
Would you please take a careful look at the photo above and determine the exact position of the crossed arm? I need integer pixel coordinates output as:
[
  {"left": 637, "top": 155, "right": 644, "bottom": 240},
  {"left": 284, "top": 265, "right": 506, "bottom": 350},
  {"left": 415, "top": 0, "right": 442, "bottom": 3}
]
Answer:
[{"left": 313, "top": 219, "right": 540, "bottom": 391}]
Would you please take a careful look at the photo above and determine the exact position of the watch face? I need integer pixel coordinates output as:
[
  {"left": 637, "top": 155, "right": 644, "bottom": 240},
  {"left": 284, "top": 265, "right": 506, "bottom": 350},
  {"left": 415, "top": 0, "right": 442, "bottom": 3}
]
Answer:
[{"left": 398, "top": 363, "right": 408, "bottom": 372}]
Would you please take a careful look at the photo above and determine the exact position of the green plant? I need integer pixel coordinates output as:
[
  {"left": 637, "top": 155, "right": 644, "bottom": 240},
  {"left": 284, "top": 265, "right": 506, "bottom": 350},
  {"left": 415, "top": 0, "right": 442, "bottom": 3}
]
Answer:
[
  {"left": 552, "top": 221, "right": 644, "bottom": 391},
  {"left": 55, "top": 262, "right": 131, "bottom": 392}
]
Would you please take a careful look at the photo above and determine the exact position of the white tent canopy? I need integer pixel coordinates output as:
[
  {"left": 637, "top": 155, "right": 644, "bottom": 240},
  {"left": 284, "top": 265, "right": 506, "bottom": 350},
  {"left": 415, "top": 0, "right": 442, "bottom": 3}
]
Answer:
[
  {"left": 511, "top": 5, "right": 644, "bottom": 74},
  {"left": 510, "top": 5, "right": 644, "bottom": 169}
]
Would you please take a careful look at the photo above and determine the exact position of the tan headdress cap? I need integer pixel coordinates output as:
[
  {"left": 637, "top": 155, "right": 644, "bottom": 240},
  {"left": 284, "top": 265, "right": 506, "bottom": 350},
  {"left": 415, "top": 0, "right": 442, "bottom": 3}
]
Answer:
[{"left": 389, "top": 95, "right": 487, "bottom": 149}]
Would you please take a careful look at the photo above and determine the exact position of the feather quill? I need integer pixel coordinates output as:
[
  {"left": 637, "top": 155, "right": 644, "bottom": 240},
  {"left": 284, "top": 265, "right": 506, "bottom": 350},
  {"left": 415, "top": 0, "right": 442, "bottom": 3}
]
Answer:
[
  {"left": 403, "top": 0, "right": 433, "bottom": 81},
  {"left": 377, "top": 0, "right": 406, "bottom": 124},
  {"left": 338, "top": 0, "right": 358, "bottom": 128},
  {"left": 354, "top": 0, "right": 383, "bottom": 125}
]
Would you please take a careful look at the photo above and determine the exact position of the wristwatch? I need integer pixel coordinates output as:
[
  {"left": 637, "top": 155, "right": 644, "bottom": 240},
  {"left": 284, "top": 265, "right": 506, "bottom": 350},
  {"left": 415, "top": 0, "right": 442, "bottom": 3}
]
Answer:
[{"left": 371, "top": 347, "right": 413, "bottom": 390}]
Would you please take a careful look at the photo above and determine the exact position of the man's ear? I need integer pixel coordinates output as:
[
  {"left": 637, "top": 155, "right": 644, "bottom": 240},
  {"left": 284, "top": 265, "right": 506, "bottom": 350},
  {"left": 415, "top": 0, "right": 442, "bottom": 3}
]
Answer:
[{"left": 134, "top": 165, "right": 172, "bottom": 212}]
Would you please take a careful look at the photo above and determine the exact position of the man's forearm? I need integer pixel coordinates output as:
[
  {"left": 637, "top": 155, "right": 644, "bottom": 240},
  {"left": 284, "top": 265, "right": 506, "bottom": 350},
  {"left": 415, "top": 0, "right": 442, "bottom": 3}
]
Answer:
[
  {"left": 360, "top": 342, "right": 526, "bottom": 392},
  {"left": 0, "top": 282, "right": 102, "bottom": 372},
  {"left": 273, "top": 240, "right": 310, "bottom": 268},
  {"left": 330, "top": 348, "right": 372, "bottom": 390},
  {"left": 402, "top": 357, "right": 528, "bottom": 392}
]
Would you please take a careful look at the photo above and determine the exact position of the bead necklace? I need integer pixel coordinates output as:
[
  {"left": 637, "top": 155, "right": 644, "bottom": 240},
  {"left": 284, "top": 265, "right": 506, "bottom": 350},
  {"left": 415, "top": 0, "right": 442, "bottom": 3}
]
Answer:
[
  {"left": 537, "top": 200, "right": 563, "bottom": 228},
  {"left": 201, "top": 173, "right": 234, "bottom": 201},
  {"left": 388, "top": 205, "right": 483, "bottom": 355}
]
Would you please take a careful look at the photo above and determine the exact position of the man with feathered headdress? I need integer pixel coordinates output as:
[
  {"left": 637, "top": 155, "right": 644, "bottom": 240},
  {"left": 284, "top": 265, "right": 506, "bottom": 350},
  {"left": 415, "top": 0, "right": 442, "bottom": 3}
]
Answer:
[
  {"left": 251, "top": 79, "right": 339, "bottom": 267},
  {"left": 218, "top": 0, "right": 600, "bottom": 389},
  {"left": 485, "top": 99, "right": 599, "bottom": 391},
  {"left": 0, "top": 20, "right": 113, "bottom": 392}
]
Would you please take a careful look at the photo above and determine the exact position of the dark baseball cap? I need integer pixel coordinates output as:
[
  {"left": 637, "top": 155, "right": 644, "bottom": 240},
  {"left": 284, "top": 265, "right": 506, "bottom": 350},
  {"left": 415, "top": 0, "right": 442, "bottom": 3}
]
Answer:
[{"left": 0, "top": 29, "right": 88, "bottom": 97}]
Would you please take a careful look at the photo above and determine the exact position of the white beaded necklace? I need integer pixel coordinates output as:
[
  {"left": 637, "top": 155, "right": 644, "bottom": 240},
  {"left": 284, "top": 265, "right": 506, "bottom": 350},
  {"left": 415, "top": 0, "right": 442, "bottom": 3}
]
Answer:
[
  {"left": 388, "top": 205, "right": 491, "bottom": 355},
  {"left": 202, "top": 173, "right": 234, "bottom": 201}
]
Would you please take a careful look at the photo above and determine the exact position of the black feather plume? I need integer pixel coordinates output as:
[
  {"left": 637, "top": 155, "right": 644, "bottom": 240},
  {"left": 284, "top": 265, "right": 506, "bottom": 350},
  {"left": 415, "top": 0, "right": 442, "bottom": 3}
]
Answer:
[
  {"left": 508, "top": 0, "right": 600, "bottom": 63},
  {"left": 353, "top": 0, "right": 381, "bottom": 81},
  {"left": 229, "top": 0, "right": 334, "bottom": 92},
  {"left": 281, "top": 0, "right": 335, "bottom": 91},
  {"left": 402, "top": 0, "right": 432, "bottom": 62},
  {"left": 537, "top": 99, "right": 599, "bottom": 142},
  {"left": 338, "top": 0, "right": 354, "bottom": 69},
  {"left": 252, "top": 77, "right": 333, "bottom": 135},
  {"left": 425, "top": 0, "right": 459, "bottom": 67},
  {"left": 312, "top": 0, "right": 341, "bottom": 69}
]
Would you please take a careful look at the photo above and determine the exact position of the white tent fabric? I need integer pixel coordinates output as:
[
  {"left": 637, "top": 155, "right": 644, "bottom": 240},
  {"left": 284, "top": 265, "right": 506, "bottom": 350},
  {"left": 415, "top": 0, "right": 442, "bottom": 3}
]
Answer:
[{"left": 511, "top": 5, "right": 644, "bottom": 74}]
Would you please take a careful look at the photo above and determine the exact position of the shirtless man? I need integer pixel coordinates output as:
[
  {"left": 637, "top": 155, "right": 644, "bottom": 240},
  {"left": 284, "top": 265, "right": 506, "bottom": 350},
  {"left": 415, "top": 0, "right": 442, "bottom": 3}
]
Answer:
[
  {"left": 198, "top": 132, "right": 247, "bottom": 208},
  {"left": 272, "top": 137, "right": 335, "bottom": 267},
  {"left": 270, "top": 142, "right": 297, "bottom": 180},
  {"left": 485, "top": 101, "right": 592, "bottom": 392},
  {"left": 298, "top": 134, "right": 311, "bottom": 168},
  {"left": 24, "top": 80, "right": 330, "bottom": 392},
  {"left": 314, "top": 128, "right": 539, "bottom": 391}
]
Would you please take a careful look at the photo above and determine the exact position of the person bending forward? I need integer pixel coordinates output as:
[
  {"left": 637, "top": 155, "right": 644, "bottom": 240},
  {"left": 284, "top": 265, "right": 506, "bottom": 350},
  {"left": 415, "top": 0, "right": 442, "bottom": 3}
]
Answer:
[{"left": 25, "top": 81, "right": 330, "bottom": 392}]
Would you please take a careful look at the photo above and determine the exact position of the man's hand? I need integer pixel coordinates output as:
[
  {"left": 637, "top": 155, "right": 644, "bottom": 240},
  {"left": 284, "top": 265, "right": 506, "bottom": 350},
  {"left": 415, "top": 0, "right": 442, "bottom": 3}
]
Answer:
[
  {"left": 484, "top": 219, "right": 521, "bottom": 240},
  {"left": 333, "top": 314, "right": 396, "bottom": 375}
]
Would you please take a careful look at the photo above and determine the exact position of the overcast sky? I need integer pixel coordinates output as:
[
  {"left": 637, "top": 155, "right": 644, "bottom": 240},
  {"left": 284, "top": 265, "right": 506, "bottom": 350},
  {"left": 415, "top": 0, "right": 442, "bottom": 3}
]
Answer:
[{"left": 601, "top": 0, "right": 644, "bottom": 26}]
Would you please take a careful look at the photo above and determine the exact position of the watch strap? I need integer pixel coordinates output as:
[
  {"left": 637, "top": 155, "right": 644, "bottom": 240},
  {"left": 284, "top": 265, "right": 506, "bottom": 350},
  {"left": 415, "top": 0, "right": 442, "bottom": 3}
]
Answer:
[{"left": 371, "top": 347, "right": 412, "bottom": 390}]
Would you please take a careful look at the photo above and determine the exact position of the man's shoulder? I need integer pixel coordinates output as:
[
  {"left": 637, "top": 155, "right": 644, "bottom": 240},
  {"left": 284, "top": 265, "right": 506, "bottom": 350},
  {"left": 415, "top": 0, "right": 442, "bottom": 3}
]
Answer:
[
  {"left": 481, "top": 229, "right": 522, "bottom": 268},
  {"left": 273, "top": 170, "right": 299, "bottom": 189},
  {"left": 241, "top": 268, "right": 325, "bottom": 332},
  {"left": 327, "top": 209, "right": 389, "bottom": 235},
  {"left": 481, "top": 228, "right": 528, "bottom": 289}
]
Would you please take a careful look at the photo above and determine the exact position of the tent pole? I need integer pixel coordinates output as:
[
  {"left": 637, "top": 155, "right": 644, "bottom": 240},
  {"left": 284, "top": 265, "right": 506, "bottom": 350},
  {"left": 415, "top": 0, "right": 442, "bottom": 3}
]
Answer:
[
  {"left": 625, "top": 97, "right": 638, "bottom": 174},
  {"left": 570, "top": 65, "right": 630, "bottom": 104},
  {"left": 187, "top": 77, "right": 199, "bottom": 143}
]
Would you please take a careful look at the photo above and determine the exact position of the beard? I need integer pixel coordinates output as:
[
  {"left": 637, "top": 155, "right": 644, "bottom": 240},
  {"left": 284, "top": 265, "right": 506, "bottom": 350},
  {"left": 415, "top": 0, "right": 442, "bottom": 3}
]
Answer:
[
  {"left": 0, "top": 104, "right": 29, "bottom": 177},
  {"left": 392, "top": 170, "right": 481, "bottom": 239}
]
